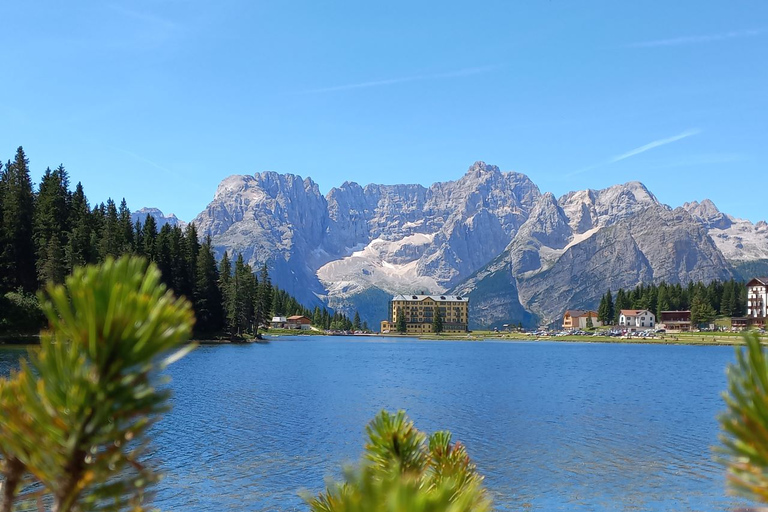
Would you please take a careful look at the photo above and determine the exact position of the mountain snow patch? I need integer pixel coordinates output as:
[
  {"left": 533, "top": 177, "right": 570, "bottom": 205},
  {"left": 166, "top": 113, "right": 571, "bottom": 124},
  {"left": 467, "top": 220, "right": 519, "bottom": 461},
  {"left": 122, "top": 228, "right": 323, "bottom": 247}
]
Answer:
[{"left": 317, "top": 233, "right": 443, "bottom": 297}]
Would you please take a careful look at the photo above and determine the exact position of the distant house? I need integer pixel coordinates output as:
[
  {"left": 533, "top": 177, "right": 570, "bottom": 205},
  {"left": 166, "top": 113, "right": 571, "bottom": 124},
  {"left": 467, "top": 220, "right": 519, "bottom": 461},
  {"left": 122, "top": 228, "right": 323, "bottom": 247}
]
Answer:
[
  {"left": 286, "top": 315, "right": 312, "bottom": 330},
  {"left": 562, "top": 310, "right": 601, "bottom": 330},
  {"left": 619, "top": 309, "right": 655, "bottom": 331},
  {"left": 380, "top": 320, "right": 391, "bottom": 333},
  {"left": 731, "top": 317, "right": 748, "bottom": 330},
  {"left": 271, "top": 316, "right": 287, "bottom": 329},
  {"left": 659, "top": 311, "right": 691, "bottom": 332},
  {"left": 747, "top": 277, "right": 768, "bottom": 325}
]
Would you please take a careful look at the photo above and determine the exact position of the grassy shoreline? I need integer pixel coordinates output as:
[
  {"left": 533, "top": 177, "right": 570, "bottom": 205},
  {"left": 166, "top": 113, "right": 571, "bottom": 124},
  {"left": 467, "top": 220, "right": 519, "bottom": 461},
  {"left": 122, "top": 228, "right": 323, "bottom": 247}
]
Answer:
[{"left": 3, "top": 331, "right": 763, "bottom": 347}]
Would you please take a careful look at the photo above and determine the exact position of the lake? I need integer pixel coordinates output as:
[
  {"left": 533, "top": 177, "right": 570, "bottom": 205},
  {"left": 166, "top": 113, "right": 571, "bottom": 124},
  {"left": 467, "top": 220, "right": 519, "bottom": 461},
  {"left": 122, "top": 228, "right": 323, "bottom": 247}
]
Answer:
[{"left": 0, "top": 337, "right": 748, "bottom": 511}]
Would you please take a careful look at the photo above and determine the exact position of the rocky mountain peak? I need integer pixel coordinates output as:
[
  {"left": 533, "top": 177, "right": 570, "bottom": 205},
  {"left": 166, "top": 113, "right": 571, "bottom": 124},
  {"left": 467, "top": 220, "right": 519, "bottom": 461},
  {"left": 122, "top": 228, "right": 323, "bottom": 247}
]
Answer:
[
  {"left": 682, "top": 199, "right": 732, "bottom": 230},
  {"left": 466, "top": 161, "right": 501, "bottom": 177},
  {"left": 131, "top": 207, "right": 186, "bottom": 229},
  {"left": 558, "top": 181, "right": 660, "bottom": 233}
]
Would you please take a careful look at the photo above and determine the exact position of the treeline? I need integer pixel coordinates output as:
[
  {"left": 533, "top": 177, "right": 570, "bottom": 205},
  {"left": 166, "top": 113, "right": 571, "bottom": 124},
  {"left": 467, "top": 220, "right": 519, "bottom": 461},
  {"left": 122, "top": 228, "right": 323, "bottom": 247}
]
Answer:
[
  {"left": 597, "top": 279, "right": 748, "bottom": 326},
  {"left": 0, "top": 146, "right": 353, "bottom": 335}
]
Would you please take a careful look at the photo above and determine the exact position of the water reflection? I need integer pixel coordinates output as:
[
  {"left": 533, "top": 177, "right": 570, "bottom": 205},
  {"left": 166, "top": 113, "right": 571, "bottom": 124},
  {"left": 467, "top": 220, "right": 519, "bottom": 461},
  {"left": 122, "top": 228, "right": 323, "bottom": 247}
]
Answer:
[{"left": 0, "top": 338, "right": 747, "bottom": 511}]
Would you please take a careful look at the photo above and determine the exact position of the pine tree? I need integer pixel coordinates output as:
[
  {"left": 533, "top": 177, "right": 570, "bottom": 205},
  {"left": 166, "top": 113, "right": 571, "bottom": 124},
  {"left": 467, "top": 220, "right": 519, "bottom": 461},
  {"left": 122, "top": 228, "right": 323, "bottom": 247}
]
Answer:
[
  {"left": 229, "top": 254, "right": 257, "bottom": 335},
  {"left": 65, "top": 182, "right": 92, "bottom": 270},
  {"left": 614, "top": 289, "right": 629, "bottom": 324},
  {"left": 33, "top": 165, "right": 70, "bottom": 285},
  {"left": 117, "top": 198, "right": 134, "bottom": 254},
  {"left": 353, "top": 311, "right": 361, "bottom": 330},
  {"left": 586, "top": 314, "right": 593, "bottom": 329},
  {"left": 255, "top": 262, "right": 273, "bottom": 332},
  {"left": 193, "top": 236, "right": 224, "bottom": 333},
  {"left": 0, "top": 147, "right": 36, "bottom": 293},
  {"left": 396, "top": 308, "right": 406, "bottom": 334},
  {"left": 606, "top": 290, "right": 614, "bottom": 324},
  {"left": 721, "top": 280, "right": 734, "bottom": 317},
  {"left": 691, "top": 292, "right": 716, "bottom": 326},
  {"left": 142, "top": 215, "right": 158, "bottom": 260},
  {"left": 656, "top": 284, "right": 670, "bottom": 318},
  {"left": 597, "top": 294, "right": 608, "bottom": 324},
  {"left": 218, "top": 251, "right": 233, "bottom": 331},
  {"left": 99, "top": 199, "right": 120, "bottom": 259},
  {"left": 154, "top": 224, "right": 173, "bottom": 285},
  {"left": 432, "top": 306, "right": 443, "bottom": 334}
]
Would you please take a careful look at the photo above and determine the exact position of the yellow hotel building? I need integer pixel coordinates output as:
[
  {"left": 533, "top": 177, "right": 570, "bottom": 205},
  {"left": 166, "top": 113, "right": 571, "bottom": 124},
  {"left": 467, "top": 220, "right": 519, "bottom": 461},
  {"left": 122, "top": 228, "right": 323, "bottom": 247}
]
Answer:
[{"left": 381, "top": 294, "right": 469, "bottom": 334}]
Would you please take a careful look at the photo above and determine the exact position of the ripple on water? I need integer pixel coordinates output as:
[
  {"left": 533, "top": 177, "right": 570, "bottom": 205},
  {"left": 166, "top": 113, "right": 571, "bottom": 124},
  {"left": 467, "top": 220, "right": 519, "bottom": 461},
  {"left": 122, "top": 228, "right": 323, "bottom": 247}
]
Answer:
[{"left": 0, "top": 338, "right": 750, "bottom": 511}]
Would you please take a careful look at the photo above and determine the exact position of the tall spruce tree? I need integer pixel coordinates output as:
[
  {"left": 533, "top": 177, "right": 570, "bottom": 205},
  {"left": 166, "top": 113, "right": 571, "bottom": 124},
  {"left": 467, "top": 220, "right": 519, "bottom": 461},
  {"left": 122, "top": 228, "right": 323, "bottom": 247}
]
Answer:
[
  {"left": 194, "top": 236, "right": 224, "bottom": 333},
  {"left": 142, "top": 215, "right": 158, "bottom": 259},
  {"left": 396, "top": 308, "right": 406, "bottom": 333},
  {"left": 117, "top": 198, "right": 134, "bottom": 254},
  {"left": 0, "top": 147, "right": 36, "bottom": 292},
  {"left": 65, "top": 182, "right": 92, "bottom": 270},
  {"left": 353, "top": 311, "right": 361, "bottom": 330},
  {"left": 597, "top": 292, "right": 609, "bottom": 324},
  {"left": 432, "top": 305, "right": 443, "bottom": 334},
  {"left": 99, "top": 199, "right": 120, "bottom": 259},
  {"left": 255, "top": 262, "right": 272, "bottom": 332},
  {"left": 33, "top": 166, "right": 70, "bottom": 285}
]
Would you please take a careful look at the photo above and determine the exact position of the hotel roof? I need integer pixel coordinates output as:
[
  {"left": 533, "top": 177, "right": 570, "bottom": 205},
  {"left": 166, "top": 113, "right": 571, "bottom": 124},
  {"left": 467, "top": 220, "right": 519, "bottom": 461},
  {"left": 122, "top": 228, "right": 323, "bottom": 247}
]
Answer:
[{"left": 392, "top": 294, "right": 468, "bottom": 302}]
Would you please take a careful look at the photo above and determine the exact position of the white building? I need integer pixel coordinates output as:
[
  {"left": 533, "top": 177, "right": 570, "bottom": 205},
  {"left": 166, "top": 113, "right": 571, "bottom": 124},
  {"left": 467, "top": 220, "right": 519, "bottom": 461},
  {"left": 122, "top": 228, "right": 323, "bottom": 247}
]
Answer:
[
  {"left": 747, "top": 277, "right": 768, "bottom": 319},
  {"left": 619, "top": 309, "right": 655, "bottom": 331}
]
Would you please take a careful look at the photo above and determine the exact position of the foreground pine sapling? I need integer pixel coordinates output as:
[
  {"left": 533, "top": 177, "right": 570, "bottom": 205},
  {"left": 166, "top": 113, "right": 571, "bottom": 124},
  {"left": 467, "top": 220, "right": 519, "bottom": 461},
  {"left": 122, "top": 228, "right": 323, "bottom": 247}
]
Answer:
[
  {"left": 0, "top": 256, "right": 195, "bottom": 512},
  {"left": 307, "top": 410, "right": 492, "bottom": 512},
  {"left": 718, "top": 331, "right": 768, "bottom": 505}
]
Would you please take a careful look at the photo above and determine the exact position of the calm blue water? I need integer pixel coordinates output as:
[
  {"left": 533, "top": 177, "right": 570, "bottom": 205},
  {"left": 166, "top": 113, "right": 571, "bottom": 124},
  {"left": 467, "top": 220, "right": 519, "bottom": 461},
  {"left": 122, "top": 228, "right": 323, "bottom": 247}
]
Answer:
[{"left": 0, "top": 338, "right": 747, "bottom": 511}]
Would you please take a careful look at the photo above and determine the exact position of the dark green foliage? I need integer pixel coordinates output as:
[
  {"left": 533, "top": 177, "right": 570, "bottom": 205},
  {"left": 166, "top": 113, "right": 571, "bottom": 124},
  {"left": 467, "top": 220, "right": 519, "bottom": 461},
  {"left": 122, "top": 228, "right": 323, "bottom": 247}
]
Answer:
[
  {"left": 691, "top": 292, "right": 717, "bottom": 326},
  {"left": 141, "top": 215, "right": 158, "bottom": 258},
  {"left": 0, "top": 147, "right": 373, "bottom": 337},
  {"left": 353, "top": 311, "right": 361, "bottom": 330},
  {"left": 597, "top": 290, "right": 614, "bottom": 325},
  {"left": 607, "top": 278, "right": 747, "bottom": 324},
  {"left": 66, "top": 182, "right": 93, "bottom": 269},
  {"left": 432, "top": 305, "right": 443, "bottom": 333},
  {"left": 0, "top": 147, "right": 36, "bottom": 293},
  {"left": 193, "top": 237, "right": 225, "bottom": 333},
  {"left": 613, "top": 289, "right": 629, "bottom": 323},
  {"left": 306, "top": 411, "right": 492, "bottom": 512},
  {"left": 255, "top": 263, "right": 272, "bottom": 332},
  {"left": 99, "top": 199, "right": 120, "bottom": 259},
  {"left": 33, "top": 166, "right": 69, "bottom": 285},
  {"left": 0, "top": 256, "right": 194, "bottom": 512},
  {"left": 718, "top": 332, "right": 768, "bottom": 504},
  {"left": 0, "top": 289, "right": 44, "bottom": 334},
  {"left": 396, "top": 309, "right": 407, "bottom": 333}
]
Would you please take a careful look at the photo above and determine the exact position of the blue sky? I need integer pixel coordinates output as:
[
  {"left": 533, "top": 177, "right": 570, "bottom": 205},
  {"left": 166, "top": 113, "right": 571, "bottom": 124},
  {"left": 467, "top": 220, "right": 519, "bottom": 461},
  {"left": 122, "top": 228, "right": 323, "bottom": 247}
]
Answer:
[{"left": 1, "top": 1, "right": 766, "bottom": 222}]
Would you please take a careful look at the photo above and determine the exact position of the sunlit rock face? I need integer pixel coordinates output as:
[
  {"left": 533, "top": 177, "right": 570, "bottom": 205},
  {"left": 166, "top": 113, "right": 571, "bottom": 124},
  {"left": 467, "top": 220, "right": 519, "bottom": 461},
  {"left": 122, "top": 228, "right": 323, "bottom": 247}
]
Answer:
[{"left": 191, "top": 162, "right": 748, "bottom": 327}]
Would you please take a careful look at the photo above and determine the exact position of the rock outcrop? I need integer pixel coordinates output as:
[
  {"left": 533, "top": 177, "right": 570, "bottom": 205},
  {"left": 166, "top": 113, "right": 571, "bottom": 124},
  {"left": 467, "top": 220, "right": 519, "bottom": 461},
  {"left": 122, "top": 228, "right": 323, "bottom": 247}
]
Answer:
[{"left": 189, "top": 162, "right": 755, "bottom": 327}]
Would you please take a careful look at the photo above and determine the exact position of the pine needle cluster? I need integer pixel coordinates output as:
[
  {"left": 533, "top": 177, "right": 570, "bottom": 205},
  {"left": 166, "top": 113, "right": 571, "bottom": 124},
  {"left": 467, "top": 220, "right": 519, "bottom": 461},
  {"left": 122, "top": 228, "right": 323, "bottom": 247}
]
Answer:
[
  {"left": 0, "top": 256, "right": 194, "bottom": 512},
  {"left": 307, "top": 410, "right": 492, "bottom": 512}
]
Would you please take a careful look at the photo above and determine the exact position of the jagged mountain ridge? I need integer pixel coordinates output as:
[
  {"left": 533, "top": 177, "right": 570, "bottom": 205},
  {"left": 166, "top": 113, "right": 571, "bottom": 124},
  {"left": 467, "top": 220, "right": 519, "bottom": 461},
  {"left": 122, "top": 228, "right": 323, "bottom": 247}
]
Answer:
[
  {"left": 130, "top": 207, "right": 186, "bottom": 230},
  {"left": 186, "top": 162, "right": 768, "bottom": 327}
]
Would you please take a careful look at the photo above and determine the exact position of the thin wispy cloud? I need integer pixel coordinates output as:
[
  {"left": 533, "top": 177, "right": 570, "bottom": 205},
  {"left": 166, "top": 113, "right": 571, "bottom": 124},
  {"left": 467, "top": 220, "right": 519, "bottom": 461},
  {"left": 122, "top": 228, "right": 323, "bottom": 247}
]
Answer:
[
  {"left": 608, "top": 129, "right": 701, "bottom": 163},
  {"left": 629, "top": 28, "right": 765, "bottom": 48},
  {"left": 109, "top": 4, "right": 179, "bottom": 32},
  {"left": 299, "top": 65, "right": 501, "bottom": 94},
  {"left": 567, "top": 129, "right": 701, "bottom": 177}
]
